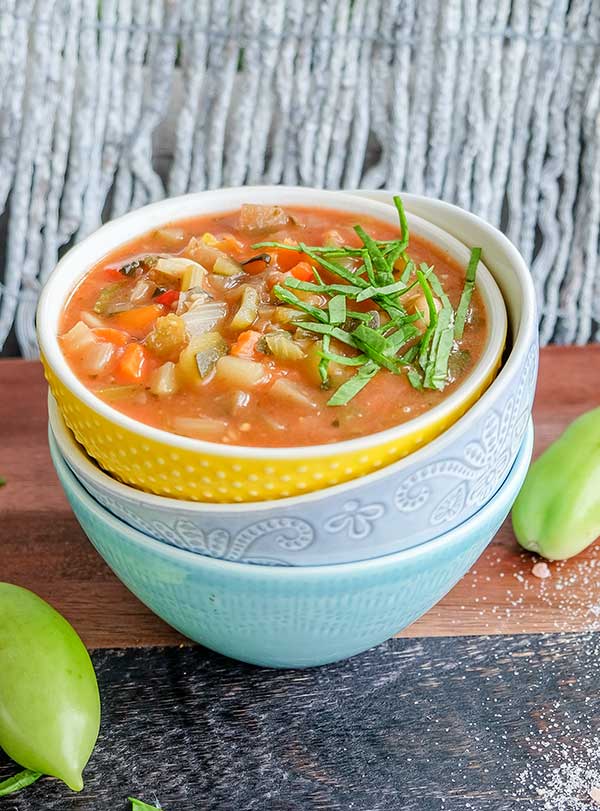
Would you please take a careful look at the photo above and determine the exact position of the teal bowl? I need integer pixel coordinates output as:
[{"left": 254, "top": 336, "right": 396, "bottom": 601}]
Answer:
[{"left": 49, "top": 421, "right": 533, "bottom": 668}]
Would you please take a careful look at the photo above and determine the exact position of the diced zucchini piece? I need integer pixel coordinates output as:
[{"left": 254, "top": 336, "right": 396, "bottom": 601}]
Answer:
[
  {"left": 93, "top": 282, "right": 127, "bottom": 315},
  {"left": 272, "top": 306, "right": 308, "bottom": 324},
  {"left": 214, "top": 355, "right": 268, "bottom": 389},
  {"left": 150, "top": 361, "right": 178, "bottom": 396},
  {"left": 230, "top": 286, "right": 259, "bottom": 331},
  {"left": 145, "top": 314, "right": 188, "bottom": 360},
  {"left": 176, "top": 332, "right": 228, "bottom": 386},
  {"left": 263, "top": 331, "right": 306, "bottom": 361}
]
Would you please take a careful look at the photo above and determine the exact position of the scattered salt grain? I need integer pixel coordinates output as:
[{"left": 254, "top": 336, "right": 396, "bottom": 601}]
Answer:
[{"left": 532, "top": 561, "right": 552, "bottom": 579}]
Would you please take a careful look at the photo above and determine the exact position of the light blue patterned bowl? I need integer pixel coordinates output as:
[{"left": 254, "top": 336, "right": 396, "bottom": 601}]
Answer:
[
  {"left": 49, "top": 420, "right": 533, "bottom": 668},
  {"left": 47, "top": 192, "right": 538, "bottom": 566}
]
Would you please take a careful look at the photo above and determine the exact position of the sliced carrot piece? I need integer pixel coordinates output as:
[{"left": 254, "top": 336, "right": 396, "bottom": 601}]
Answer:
[
  {"left": 230, "top": 330, "right": 262, "bottom": 358},
  {"left": 115, "top": 343, "right": 151, "bottom": 384},
  {"left": 93, "top": 327, "right": 131, "bottom": 346},
  {"left": 290, "top": 261, "right": 315, "bottom": 282},
  {"left": 270, "top": 248, "right": 319, "bottom": 273},
  {"left": 111, "top": 304, "right": 164, "bottom": 337}
]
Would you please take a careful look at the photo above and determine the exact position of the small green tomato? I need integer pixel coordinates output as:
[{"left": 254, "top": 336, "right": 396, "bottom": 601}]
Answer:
[{"left": 0, "top": 583, "right": 101, "bottom": 791}]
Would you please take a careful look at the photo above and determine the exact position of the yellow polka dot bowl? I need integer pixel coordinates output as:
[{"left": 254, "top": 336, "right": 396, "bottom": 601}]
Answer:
[{"left": 38, "top": 187, "right": 508, "bottom": 504}]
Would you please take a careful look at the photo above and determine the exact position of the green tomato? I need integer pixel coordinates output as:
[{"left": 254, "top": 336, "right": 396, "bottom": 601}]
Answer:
[
  {"left": 0, "top": 583, "right": 100, "bottom": 791},
  {"left": 512, "top": 407, "right": 600, "bottom": 560}
]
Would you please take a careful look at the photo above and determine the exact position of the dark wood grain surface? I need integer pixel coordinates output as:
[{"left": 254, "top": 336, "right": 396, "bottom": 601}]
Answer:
[
  {"left": 1, "top": 349, "right": 600, "bottom": 646},
  {"left": 1, "top": 635, "right": 599, "bottom": 811}
]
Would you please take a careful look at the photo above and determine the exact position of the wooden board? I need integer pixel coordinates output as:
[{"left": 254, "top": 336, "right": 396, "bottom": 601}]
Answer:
[{"left": 1, "top": 347, "right": 599, "bottom": 648}]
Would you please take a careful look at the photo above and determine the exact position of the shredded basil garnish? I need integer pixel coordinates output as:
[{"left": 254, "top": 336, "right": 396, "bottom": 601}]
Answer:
[
  {"left": 454, "top": 247, "right": 481, "bottom": 339},
  {"left": 327, "top": 361, "right": 380, "bottom": 406},
  {"left": 254, "top": 196, "right": 481, "bottom": 404}
]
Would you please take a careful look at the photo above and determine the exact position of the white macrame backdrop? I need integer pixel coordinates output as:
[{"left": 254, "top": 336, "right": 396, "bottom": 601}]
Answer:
[{"left": 0, "top": 0, "right": 599, "bottom": 357}]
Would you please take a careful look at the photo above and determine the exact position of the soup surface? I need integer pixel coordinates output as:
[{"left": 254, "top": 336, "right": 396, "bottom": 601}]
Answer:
[{"left": 59, "top": 202, "right": 488, "bottom": 447}]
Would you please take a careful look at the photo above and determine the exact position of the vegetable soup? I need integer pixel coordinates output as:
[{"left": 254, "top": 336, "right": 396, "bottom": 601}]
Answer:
[{"left": 59, "top": 200, "right": 488, "bottom": 447}]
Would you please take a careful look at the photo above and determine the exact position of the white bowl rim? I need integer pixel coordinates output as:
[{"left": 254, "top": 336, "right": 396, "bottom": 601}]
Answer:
[
  {"left": 51, "top": 417, "right": 534, "bottom": 576},
  {"left": 38, "top": 186, "right": 507, "bottom": 461}
]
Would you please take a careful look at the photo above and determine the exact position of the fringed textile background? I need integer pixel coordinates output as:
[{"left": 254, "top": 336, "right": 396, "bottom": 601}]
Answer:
[{"left": 0, "top": 0, "right": 599, "bottom": 356}]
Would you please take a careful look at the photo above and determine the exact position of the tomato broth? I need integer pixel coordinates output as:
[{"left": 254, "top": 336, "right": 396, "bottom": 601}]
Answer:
[{"left": 59, "top": 203, "right": 488, "bottom": 447}]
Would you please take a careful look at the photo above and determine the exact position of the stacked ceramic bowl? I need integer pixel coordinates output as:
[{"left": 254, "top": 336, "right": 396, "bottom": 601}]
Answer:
[{"left": 39, "top": 188, "right": 538, "bottom": 668}]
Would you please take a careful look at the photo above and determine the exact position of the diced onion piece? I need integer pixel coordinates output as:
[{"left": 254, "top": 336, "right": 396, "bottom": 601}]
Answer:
[
  {"left": 264, "top": 332, "right": 306, "bottom": 361},
  {"left": 79, "top": 311, "right": 106, "bottom": 330},
  {"left": 130, "top": 277, "right": 156, "bottom": 304},
  {"left": 213, "top": 255, "right": 243, "bottom": 277},
  {"left": 214, "top": 356, "right": 268, "bottom": 389},
  {"left": 230, "top": 285, "right": 259, "bottom": 331},
  {"left": 150, "top": 361, "right": 178, "bottom": 396},
  {"left": 81, "top": 341, "right": 115, "bottom": 375},
  {"left": 170, "top": 416, "right": 228, "bottom": 439},
  {"left": 239, "top": 204, "right": 291, "bottom": 233},
  {"left": 324, "top": 229, "right": 345, "bottom": 247},
  {"left": 61, "top": 320, "right": 96, "bottom": 355},
  {"left": 180, "top": 300, "right": 227, "bottom": 337},
  {"left": 270, "top": 378, "right": 318, "bottom": 409},
  {"left": 96, "top": 384, "right": 143, "bottom": 401},
  {"left": 176, "top": 332, "right": 228, "bottom": 386},
  {"left": 176, "top": 288, "right": 210, "bottom": 315},
  {"left": 154, "top": 227, "right": 186, "bottom": 246}
]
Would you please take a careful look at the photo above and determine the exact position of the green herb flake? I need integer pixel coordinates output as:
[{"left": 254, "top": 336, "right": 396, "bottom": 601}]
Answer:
[
  {"left": 0, "top": 476, "right": 5, "bottom": 487},
  {"left": 129, "top": 797, "right": 162, "bottom": 811},
  {"left": 328, "top": 295, "right": 347, "bottom": 325},
  {"left": 292, "top": 321, "right": 356, "bottom": 347},
  {"left": 327, "top": 362, "right": 380, "bottom": 406},
  {"left": 415, "top": 269, "right": 439, "bottom": 369},
  {"left": 272, "top": 285, "right": 328, "bottom": 323},
  {"left": 454, "top": 247, "right": 481, "bottom": 339},
  {"left": 407, "top": 367, "right": 424, "bottom": 389},
  {"left": 0, "top": 769, "right": 42, "bottom": 797},
  {"left": 354, "top": 225, "right": 394, "bottom": 286},
  {"left": 318, "top": 336, "right": 331, "bottom": 388}
]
